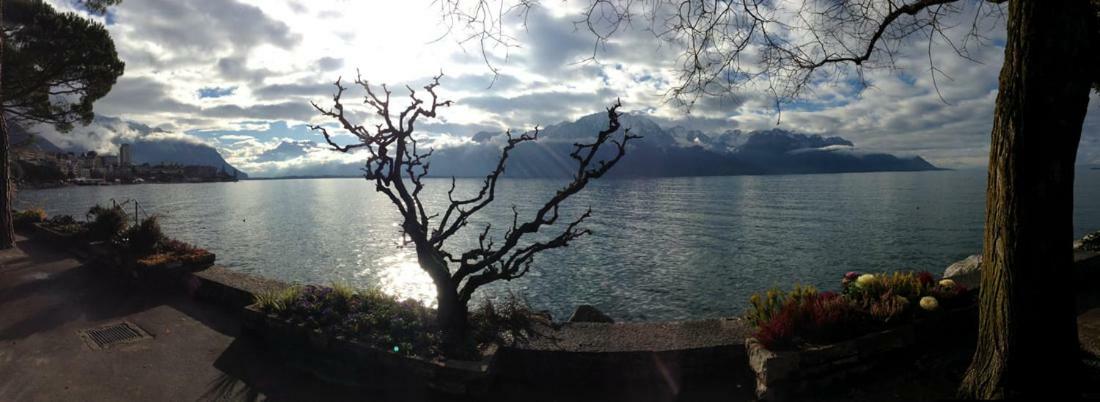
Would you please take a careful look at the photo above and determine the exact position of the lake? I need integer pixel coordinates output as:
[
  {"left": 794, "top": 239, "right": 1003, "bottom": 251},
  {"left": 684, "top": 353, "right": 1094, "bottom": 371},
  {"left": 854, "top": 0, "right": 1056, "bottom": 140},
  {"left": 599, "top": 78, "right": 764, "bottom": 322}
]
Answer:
[{"left": 16, "top": 169, "right": 1100, "bottom": 321}]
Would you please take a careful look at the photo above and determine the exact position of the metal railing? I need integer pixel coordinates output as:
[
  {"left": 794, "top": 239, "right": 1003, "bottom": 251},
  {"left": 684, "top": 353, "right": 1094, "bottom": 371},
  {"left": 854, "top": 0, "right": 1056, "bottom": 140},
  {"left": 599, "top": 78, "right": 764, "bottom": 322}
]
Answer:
[{"left": 109, "top": 198, "right": 152, "bottom": 226}]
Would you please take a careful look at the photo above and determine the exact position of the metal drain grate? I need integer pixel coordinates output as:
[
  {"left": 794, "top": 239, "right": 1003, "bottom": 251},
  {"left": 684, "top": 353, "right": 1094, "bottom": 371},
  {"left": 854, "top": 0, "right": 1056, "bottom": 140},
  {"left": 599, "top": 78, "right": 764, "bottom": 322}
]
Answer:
[{"left": 78, "top": 321, "right": 151, "bottom": 350}]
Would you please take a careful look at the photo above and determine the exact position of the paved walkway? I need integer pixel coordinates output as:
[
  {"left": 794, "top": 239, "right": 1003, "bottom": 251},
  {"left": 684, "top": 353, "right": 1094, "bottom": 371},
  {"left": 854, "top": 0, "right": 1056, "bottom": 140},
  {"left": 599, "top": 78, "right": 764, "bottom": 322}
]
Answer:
[{"left": 0, "top": 236, "right": 381, "bottom": 402}]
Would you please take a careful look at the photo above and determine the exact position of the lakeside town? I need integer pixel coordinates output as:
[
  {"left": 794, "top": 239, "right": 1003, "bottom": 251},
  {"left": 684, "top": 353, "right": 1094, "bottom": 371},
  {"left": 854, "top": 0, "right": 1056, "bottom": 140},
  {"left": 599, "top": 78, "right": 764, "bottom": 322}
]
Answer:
[{"left": 13, "top": 143, "right": 240, "bottom": 187}]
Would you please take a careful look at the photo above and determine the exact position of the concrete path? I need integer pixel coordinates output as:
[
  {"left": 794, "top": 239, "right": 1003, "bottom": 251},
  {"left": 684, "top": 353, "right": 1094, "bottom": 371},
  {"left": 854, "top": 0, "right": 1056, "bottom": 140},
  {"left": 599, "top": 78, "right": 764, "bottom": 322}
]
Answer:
[{"left": 0, "top": 236, "right": 384, "bottom": 402}]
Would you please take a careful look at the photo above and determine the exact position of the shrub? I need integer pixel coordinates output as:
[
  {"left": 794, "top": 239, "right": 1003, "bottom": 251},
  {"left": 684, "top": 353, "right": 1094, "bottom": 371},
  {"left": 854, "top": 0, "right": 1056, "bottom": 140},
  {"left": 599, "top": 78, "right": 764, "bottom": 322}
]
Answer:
[
  {"left": 750, "top": 290, "right": 857, "bottom": 348},
  {"left": 86, "top": 204, "right": 128, "bottom": 241},
  {"left": 13, "top": 208, "right": 46, "bottom": 230},
  {"left": 1081, "top": 231, "right": 1100, "bottom": 251},
  {"left": 119, "top": 216, "right": 164, "bottom": 255},
  {"left": 807, "top": 292, "right": 858, "bottom": 338},
  {"left": 254, "top": 287, "right": 302, "bottom": 314},
  {"left": 869, "top": 292, "right": 909, "bottom": 323},
  {"left": 470, "top": 292, "right": 547, "bottom": 347},
  {"left": 756, "top": 306, "right": 798, "bottom": 349},
  {"left": 745, "top": 284, "right": 817, "bottom": 327}
]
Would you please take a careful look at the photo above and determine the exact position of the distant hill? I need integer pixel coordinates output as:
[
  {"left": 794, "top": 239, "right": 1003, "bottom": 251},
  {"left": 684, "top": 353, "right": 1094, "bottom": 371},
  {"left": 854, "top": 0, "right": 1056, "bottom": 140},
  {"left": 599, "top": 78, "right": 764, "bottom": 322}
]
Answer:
[
  {"left": 9, "top": 123, "right": 65, "bottom": 154},
  {"left": 423, "top": 112, "right": 938, "bottom": 178},
  {"left": 17, "top": 117, "right": 248, "bottom": 179},
  {"left": 129, "top": 140, "right": 247, "bottom": 178},
  {"left": 246, "top": 112, "right": 938, "bottom": 178}
]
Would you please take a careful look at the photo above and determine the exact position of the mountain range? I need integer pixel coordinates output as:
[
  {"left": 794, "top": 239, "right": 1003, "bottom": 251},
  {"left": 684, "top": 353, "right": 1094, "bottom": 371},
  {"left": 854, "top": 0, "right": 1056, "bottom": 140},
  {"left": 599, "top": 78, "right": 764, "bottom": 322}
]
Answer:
[
  {"left": 15, "top": 112, "right": 938, "bottom": 179},
  {"left": 420, "top": 112, "right": 938, "bottom": 177}
]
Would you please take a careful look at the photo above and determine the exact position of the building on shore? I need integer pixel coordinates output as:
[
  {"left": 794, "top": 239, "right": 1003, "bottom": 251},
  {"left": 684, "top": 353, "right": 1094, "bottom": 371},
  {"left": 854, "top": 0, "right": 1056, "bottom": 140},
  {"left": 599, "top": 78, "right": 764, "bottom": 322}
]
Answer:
[
  {"left": 15, "top": 142, "right": 238, "bottom": 185},
  {"left": 119, "top": 143, "right": 132, "bottom": 166}
]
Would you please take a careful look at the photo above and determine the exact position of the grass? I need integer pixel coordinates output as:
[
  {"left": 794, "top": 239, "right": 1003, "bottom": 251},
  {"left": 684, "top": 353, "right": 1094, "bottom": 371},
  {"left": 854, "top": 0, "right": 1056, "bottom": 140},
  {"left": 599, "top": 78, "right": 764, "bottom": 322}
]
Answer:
[{"left": 254, "top": 286, "right": 303, "bottom": 314}]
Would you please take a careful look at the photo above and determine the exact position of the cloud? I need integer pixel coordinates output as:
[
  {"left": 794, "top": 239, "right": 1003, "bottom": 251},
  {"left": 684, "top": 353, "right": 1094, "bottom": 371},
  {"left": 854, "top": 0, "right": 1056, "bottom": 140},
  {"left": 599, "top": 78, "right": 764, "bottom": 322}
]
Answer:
[
  {"left": 32, "top": 0, "right": 1095, "bottom": 173},
  {"left": 318, "top": 57, "right": 343, "bottom": 71}
]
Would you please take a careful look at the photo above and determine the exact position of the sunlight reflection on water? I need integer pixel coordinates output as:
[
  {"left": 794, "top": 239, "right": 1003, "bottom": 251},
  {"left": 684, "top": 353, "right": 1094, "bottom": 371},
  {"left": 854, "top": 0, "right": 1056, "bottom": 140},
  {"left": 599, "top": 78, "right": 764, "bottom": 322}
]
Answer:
[{"left": 372, "top": 252, "right": 437, "bottom": 306}]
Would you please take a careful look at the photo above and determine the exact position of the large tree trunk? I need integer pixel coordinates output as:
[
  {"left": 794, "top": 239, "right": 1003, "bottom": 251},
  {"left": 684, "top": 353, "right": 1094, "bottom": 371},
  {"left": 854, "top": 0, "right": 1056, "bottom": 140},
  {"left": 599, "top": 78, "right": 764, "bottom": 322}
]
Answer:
[
  {"left": 0, "top": 0, "right": 15, "bottom": 250},
  {"left": 415, "top": 240, "right": 470, "bottom": 357},
  {"left": 959, "top": 0, "right": 1096, "bottom": 399},
  {"left": 0, "top": 113, "right": 12, "bottom": 250},
  {"left": 435, "top": 278, "right": 470, "bottom": 356}
]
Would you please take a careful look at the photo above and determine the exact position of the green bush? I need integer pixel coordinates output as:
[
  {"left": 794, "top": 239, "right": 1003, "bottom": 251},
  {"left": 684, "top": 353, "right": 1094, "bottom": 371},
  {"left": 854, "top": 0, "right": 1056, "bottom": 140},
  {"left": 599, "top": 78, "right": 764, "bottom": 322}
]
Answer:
[
  {"left": 13, "top": 208, "right": 46, "bottom": 230},
  {"left": 85, "top": 204, "right": 127, "bottom": 241},
  {"left": 119, "top": 216, "right": 164, "bottom": 255},
  {"left": 254, "top": 286, "right": 302, "bottom": 314},
  {"left": 470, "top": 292, "right": 547, "bottom": 347}
]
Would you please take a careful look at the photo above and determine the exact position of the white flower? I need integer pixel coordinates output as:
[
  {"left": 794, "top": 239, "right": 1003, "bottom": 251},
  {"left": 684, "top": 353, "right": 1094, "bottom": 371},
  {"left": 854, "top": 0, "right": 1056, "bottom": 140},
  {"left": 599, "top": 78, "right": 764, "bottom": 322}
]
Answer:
[
  {"left": 856, "top": 274, "right": 877, "bottom": 287},
  {"left": 920, "top": 296, "right": 939, "bottom": 311},
  {"left": 938, "top": 279, "right": 957, "bottom": 289}
]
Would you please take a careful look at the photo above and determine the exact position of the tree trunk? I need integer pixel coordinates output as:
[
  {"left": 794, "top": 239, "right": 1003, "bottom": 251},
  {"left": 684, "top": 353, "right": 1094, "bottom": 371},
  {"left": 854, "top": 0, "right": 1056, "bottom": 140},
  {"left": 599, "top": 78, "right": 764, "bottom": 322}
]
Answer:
[
  {"left": 436, "top": 277, "right": 470, "bottom": 356},
  {"left": 415, "top": 241, "right": 470, "bottom": 357},
  {"left": 0, "top": 0, "right": 15, "bottom": 250},
  {"left": 959, "top": 0, "right": 1095, "bottom": 399}
]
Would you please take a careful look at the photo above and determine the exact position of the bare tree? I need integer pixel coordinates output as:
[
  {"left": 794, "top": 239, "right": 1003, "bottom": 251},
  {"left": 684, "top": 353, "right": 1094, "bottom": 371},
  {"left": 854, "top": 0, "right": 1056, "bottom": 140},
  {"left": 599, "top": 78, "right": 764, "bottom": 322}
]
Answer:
[
  {"left": 438, "top": 0, "right": 1099, "bottom": 398},
  {"left": 310, "top": 73, "right": 639, "bottom": 356}
]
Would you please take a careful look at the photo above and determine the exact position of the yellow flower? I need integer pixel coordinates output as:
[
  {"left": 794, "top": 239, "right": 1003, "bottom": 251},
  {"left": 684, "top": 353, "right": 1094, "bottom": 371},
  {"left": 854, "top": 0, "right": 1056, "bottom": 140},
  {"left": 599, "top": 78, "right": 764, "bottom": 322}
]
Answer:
[
  {"left": 920, "top": 296, "right": 939, "bottom": 311},
  {"left": 938, "top": 279, "right": 957, "bottom": 289},
  {"left": 856, "top": 274, "right": 877, "bottom": 287}
]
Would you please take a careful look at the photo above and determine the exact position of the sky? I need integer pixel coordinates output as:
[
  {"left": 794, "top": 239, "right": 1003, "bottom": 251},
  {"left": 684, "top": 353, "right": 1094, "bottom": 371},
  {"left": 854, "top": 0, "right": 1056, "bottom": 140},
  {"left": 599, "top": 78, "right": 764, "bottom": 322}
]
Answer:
[{"left": 41, "top": 0, "right": 1100, "bottom": 176}]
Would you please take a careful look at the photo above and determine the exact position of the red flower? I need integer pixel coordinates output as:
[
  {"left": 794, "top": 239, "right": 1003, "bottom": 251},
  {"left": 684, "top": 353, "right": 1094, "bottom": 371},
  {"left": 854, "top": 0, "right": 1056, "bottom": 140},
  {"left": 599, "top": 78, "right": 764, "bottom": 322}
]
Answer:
[{"left": 917, "top": 271, "right": 935, "bottom": 286}]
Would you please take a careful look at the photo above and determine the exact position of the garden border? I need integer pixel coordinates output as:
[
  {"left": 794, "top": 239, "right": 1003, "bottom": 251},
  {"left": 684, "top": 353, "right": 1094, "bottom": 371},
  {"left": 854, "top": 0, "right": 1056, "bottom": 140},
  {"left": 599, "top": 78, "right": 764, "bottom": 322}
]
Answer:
[
  {"left": 240, "top": 303, "right": 497, "bottom": 396},
  {"left": 747, "top": 303, "right": 978, "bottom": 400}
]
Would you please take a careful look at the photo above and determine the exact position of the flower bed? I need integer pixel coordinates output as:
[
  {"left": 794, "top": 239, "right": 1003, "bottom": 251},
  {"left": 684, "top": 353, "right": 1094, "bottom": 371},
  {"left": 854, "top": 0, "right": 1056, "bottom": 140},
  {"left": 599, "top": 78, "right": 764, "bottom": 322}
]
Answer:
[
  {"left": 744, "top": 271, "right": 976, "bottom": 400},
  {"left": 30, "top": 207, "right": 218, "bottom": 280},
  {"left": 130, "top": 239, "right": 216, "bottom": 274},
  {"left": 104, "top": 216, "right": 216, "bottom": 280},
  {"left": 244, "top": 285, "right": 538, "bottom": 395},
  {"left": 31, "top": 216, "right": 85, "bottom": 246}
]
